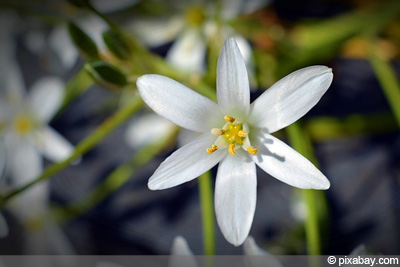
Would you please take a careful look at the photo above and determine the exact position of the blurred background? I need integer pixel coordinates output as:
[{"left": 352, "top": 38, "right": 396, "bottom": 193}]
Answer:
[{"left": 0, "top": 0, "right": 399, "bottom": 256}]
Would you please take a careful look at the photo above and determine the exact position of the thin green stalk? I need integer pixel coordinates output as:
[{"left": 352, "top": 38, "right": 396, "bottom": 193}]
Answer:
[
  {"left": 0, "top": 94, "right": 144, "bottom": 206},
  {"left": 286, "top": 122, "right": 323, "bottom": 256},
  {"left": 53, "top": 126, "right": 179, "bottom": 223},
  {"left": 368, "top": 41, "right": 400, "bottom": 128},
  {"left": 198, "top": 171, "right": 215, "bottom": 255}
]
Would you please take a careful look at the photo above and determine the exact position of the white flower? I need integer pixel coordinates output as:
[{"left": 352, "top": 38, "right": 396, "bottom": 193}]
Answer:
[
  {"left": 0, "top": 65, "right": 74, "bottom": 185},
  {"left": 136, "top": 37, "right": 333, "bottom": 246},
  {"left": 0, "top": 62, "right": 76, "bottom": 253},
  {"left": 130, "top": 0, "right": 269, "bottom": 74}
]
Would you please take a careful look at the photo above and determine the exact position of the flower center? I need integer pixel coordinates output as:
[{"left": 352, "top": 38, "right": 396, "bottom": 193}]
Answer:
[
  {"left": 185, "top": 6, "right": 205, "bottom": 26},
  {"left": 207, "top": 115, "right": 258, "bottom": 156},
  {"left": 13, "top": 114, "right": 34, "bottom": 135}
]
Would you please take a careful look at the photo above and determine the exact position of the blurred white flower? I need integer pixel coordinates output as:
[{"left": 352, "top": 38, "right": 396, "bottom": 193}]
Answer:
[
  {"left": 137, "top": 37, "right": 333, "bottom": 246},
  {"left": 130, "top": 0, "right": 270, "bottom": 74},
  {"left": 0, "top": 61, "right": 75, "bottom": 253}
]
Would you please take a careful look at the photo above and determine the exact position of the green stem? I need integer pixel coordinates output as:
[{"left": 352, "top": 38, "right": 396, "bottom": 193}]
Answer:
[
  {"left": 0, "top": 94, "right": 144, "bottom": 206},
  {"left": 368, "top": 41, "right": 400, "bottom": 129},
  {"left": 286, "top": 122, "right": 323, "bottom": 256},
  {"left": 198, "top": 171, "right": 216, "bottom": 255},
  {"left": 53, "top": 126, "right": 179, "bottom": 223}
]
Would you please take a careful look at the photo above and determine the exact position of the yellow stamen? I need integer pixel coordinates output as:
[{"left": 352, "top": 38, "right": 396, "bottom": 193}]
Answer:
[
  {"left": 206, "top": 144, "right": 218, "bottom": 154},
  {"left": 224, "top": 115, "right": 235, "bottom": 123},
  {"left": 211, "top": 128, "right": 225, "bottom": 136},
  {"left": 228, "top": 143, "right": 236, "bottom": 156},
  {"left": 238, "top": 130, "right": 247, "bottom": 138},
  {"left": 13, "top": 114, "right": 33, "bottom": 135},
  {"left": 247, "top": 146, "right": 258, "bottom": 155}
]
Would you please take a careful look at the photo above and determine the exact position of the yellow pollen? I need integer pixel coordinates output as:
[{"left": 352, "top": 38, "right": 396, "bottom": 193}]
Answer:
[
  {"left": 224, "top": 115, "right": 235, "bottom": 123},
  {"left": 247, "top": 146, "right": 258, "bottom": 155},
  {"left": 238, "top": 130, "right": 247, "bottom": 138},
  {"left": 228, "top": 144, "right": 236, "bottom": 156},
  {"left": 206, "top": 144, "right": 218, "bottom": 154},
  {"left": 211, "top": 128, "right": 225, "bottom": 135},
  {"left": 185, "top": 6, "right": 205, "bottom": 26},
  {"left": 13, "top": 114, "right": 33, "bottom": 135}
]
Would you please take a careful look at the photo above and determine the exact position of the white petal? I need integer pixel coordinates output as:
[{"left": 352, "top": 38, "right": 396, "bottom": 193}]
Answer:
[
  {"left": 125, "top": 113, "right": 176, "bottom": 150},
  {"left": 2, "top": 61, "right": 26, "bottom": 105},
  {"left": 170, "top": 236, "right": 197, "bottom": 267},
  {"left": 148, "top": 133, "right": 226, "bottom": 190},
  {"left": 215, "top": 151, "right": 256, "bottom": 246},
  {"left": 248, "top": 66, "right": 333, "bottom": 133},
  {"left": 8, "top": 180, "right": 49, "bottom": 221},
  {"left": 34, "top": 127, "right": 74, "bottom": 162},
  {"left": 0, "top": 140, "right": 6, "bottom": 179},
  {"left": 243, "top": 236, "right": 267, "bottom": 255},
  {"left": 7, "top": 138, "right": 42, "bottom": 187},
  {"left": 49, "top": 26, "right": 78, "bottom": 70},
  {"left": 28, "top": 77, "right": 64, "bottom": 123},
  {"left": 171, "top": 236, "right": 194, "bottom": 255},
  {"left": 251, "top": 132, "right": 330, "bottom": 189},
  {"left": 217, "top": 37, "right": 250, "bottom": 121},
  {"left": 166, "top": 29, "right": 206, "bottom": 73},
  {"left": 0, "top": 213, "right": 9, "bottom": 238},
  {"left": 137, "top": 74, "right": 223, "bottom": 133},
  {"left": 243, "top": 237, "right": 283, "bottom": 267},
  {"left": 129, "top": 16, "right": 184, "bottom": 47}
]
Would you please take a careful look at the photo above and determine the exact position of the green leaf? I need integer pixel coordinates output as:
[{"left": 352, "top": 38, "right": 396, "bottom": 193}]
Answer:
[
  {"left": 102, "top": 30, "right": 132, "bottom": 60},
  {"left": 85, "top": 60, "right": 128, "bottom": 90},
  {"left": 68, "top": 22, "right": 99, "bottom": 59}
]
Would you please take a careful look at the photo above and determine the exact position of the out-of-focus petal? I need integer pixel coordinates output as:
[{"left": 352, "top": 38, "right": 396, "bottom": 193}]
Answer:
[
  {"left": 166, "top": 28, "right": 206, "bottom": 73},
  {"left": 248, "top": 66, "right": 333, "bottom": 133},
  {"left": 28, "top": 77, "right": 64, "bottom": 123},
  {"left": 171, "top": 236, "right": 194, "bottom": 255},
  {"left": 129, "top": 16, "right": 184, "bottom": 47},
  {"left": 215, "top": 151, "right": 256, "bottom": 246},
  {"left": 125, "top": 113, "right": 176, "bottom": 150},
  {"left": 170, "top": 236, "right": 197, "bottom": 267},
  {"left": 34, "top": 127, "right": 74, "bottom": 162},
  {"left": 49, "top": 26, "right": 79, "bottom": 70},
  {"left": 243, "top": 236, "right": 283, "bottom": 267},
  {"left": 251, "top": 131, "right": 330, "bottom": 189},
  {"left": 148, "top": 133, "right": 226, "bottom": 190},
  {"left": 137, "top": 74, "right": 223, "bottom": 133},
  {"left": 6, "top": 137, "right": 42, "bottom": 187},
  {"left": 217, "top": 37, "right": 250, "bottom": 121}
]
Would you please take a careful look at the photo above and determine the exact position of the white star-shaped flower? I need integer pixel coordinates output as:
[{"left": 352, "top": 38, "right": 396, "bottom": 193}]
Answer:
[
  {"left": 136, "top": 37, "right": 333, "bottom": 246},
  {"left": 131, "top": 0, "right": 269, "bottom": 74}
]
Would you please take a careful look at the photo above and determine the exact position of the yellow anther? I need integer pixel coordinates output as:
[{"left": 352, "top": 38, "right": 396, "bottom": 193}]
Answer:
[
  {"left": 247, "top": 146, "right": 258, "bottom": 155},
  {"left": 211, "top": 128, "right": 225, "bottom": 136},
  {"left": 13, "top": 114, "right": 33, "bottom": 135},
  {"left": 238, "top": 130, "right": 247, "bottom": 138},
  {"left": 224, "top": 115, "right": 236, "bottom": 123},
  {"left": 228, "top": 143, "right": 236, "bottom": 156},
  {"left": 206, "top": 144, "right": 219, "bottom": 154}
]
